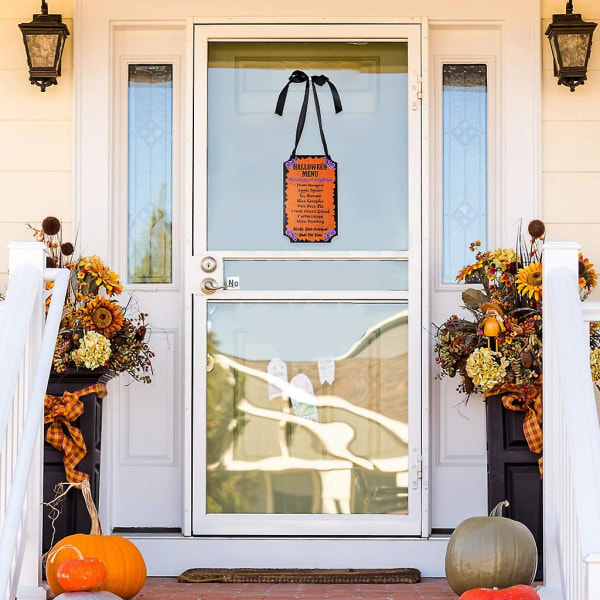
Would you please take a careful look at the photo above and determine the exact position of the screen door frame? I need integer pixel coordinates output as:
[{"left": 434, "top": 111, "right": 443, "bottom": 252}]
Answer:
[{"left": 190, "top": 22, "right": 424, "bottom": 536}]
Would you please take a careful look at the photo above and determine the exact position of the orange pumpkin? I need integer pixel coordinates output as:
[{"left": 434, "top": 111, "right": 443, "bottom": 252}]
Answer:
[
  {"left": 56, "top": 551, "right": 106, "bottom": 591},
  {"left": 47, "top": 482, "right": 146, "bottom": 599},
  {"left": 460, "top": 585, "right": 540, "bottom": 600}
]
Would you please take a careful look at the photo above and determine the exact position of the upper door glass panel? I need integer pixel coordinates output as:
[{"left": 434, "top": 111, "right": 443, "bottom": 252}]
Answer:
[{"left": 207, "top": 42, "right": 409, "bottom": 251}]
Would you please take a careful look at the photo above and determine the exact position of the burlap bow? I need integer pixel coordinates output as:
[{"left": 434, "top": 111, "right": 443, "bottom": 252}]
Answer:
[
  {"left": 44, "top": 383, "right": 107, "bottom": 483},
  {"left": 486, "top": 381, "right": 543, "bottom": 475}
]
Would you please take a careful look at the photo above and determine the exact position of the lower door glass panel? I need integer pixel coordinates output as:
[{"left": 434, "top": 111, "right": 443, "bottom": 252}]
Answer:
[{"left": 206, "top": 302, "right": 409, "bottom": 515}]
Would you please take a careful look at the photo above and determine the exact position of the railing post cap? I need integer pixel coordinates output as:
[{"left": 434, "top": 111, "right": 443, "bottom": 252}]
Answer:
[
  {"left": 8, "top": 242, "right": 47, "bottom": 271},
  {"left": 542, "top": 241, "right": 581, "bottom": 251},
  {"left": 584, "top": 553, "right": 600, "bottom": 564},
  {"left": 7, "top": 242, "right": 46, "bottom": 248}
]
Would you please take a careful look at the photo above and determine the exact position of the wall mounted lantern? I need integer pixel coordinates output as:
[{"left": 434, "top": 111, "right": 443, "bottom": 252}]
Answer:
[
  {"left": 545, "top": 1, "right": 597, "bottom": 92},
  {"left": 18, "top": 1, "right": 70, "bottom": 92}
]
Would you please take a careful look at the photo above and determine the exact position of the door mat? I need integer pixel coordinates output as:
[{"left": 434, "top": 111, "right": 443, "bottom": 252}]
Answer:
[{"left": 178, "top": 568, "right": 421, "bottom": 584}]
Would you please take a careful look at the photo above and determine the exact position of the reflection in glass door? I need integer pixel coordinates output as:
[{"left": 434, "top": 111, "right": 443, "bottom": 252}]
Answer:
[
  {"left": 206, "top": 302, "right": 409, "bottom": 515},
  {"left": 192, "top": 24, "right": 422, "bottom": 536}
]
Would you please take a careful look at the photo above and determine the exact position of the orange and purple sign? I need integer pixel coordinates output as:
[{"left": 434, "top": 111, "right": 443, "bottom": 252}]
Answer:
[{"left": 283, "top": 155, "right": 337, "bottom": 243}]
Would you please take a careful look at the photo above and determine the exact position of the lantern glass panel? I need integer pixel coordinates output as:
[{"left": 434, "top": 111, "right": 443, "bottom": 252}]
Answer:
[
  {"left": 549, "top": 35, "right": 561, "bottom": 72},
  {"left": 557, "top": 32, "right": 589, "bottom": 67},
  {"left": 26, "top": 33, "right": 59, "bottom": 68}
]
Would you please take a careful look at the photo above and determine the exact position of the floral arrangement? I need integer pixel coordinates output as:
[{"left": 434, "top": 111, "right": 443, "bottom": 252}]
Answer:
[
  {"left": 434, "top": 220, "right": 598, "bottom": 403},
  {"left": 31, "top": 216, "right": 154, "bottom": 383}
]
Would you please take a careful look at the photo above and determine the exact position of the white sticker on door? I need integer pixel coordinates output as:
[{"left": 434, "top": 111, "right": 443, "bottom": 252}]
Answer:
[{"left": 226, "top": 276, "right": 240, "bottom": 289}]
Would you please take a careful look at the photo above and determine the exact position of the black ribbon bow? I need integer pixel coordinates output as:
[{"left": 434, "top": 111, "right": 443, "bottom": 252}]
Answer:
[{"left": 275, "top": 70, "right": 343, "bottom": 158}]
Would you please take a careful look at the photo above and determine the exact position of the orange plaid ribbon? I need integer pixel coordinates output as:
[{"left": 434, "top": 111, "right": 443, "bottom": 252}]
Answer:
[
  {"left": 44, "top": 383, "right": 107, "bottom": 483},
  {"left": 486, "top": 381, "right": 543, "bottom": 475}
]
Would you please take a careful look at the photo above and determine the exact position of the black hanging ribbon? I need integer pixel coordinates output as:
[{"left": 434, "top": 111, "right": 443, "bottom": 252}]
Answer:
[
  {"left": 275, "top": 70, "right": 343, "bottom": 158},
  {"left": 311, "top": 74, "right": 343, "bottom": 114}
]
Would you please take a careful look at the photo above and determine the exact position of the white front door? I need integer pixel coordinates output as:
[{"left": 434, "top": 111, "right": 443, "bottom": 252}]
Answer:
[{"left": 190, "top": 23, "right": 424, "bottom": 536}]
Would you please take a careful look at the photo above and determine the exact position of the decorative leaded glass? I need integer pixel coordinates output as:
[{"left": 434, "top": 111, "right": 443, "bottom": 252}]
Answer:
[
  {"left": 128, "top": 64, "right": 173, "bottom": 284},
  {"left": 442, "top": 64, "right": 488, "bottom": 284}
]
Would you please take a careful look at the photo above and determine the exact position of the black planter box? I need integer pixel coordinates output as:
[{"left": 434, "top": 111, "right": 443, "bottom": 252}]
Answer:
[
  {"left": 486, "top": 395, "right": 543, "bottom": 581},
  {"left": 43, "top": 369, "right": 111, "bottom": 557}
]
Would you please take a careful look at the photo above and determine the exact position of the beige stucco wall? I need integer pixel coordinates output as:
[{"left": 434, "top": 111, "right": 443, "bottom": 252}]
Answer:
[
  {"left": 0, "top": 0, "right": 73, "bottom": 292},
  {"left": 0, "top": 1, "right": 599, "bottom": 292},
  {"left": 542, "top": 0, "right": 600, "bottom": 279}
]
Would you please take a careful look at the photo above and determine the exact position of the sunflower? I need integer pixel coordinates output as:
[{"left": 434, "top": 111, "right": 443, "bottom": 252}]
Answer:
[
  {"left": 516, "top": 262, "right": 543, "bottom": 301},
  {"left": 78, "top": 295, "right": 124, "bottom": 336},
  {"left": 579, "top": 254, "right": 598, "bottom": 290},
  {"left": 78, "top": 255, "right": 123, "bottom": 296}
]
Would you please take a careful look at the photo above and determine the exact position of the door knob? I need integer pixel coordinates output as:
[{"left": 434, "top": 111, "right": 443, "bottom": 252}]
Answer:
[{"left": 201, "top": 278, "right": 229, "bottom": 295}]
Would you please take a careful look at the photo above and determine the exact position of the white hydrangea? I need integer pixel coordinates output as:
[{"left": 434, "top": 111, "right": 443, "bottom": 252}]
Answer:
[
  {"left": 466, "top": 347, "right": 509, "bottom": 392},
  {"left": 72, "top": 330, "right": 111, "bottom": 370}
]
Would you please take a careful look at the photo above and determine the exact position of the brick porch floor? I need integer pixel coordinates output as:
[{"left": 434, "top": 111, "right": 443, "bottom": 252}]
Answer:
[{"left": 132, "top": 577, "right": 459, "bottom": 599}]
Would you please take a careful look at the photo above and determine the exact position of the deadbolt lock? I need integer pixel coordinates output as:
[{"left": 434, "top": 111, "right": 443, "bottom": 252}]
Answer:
[{"left": 201, "top": 256, "right": 218, "bottom": 273}]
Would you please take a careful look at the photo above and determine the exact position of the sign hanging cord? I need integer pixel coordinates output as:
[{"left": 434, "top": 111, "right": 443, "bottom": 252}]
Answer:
[{"left": 275, "top": 70, "right": 343, "bottom": 158}]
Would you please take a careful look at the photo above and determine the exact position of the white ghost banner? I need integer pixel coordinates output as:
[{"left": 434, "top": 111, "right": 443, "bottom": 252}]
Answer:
[
  {"left": 289, "top": 373, "right": 319, "bottom": 422},
  {"left": 267, "top": 358, "right": 288, "bottom": 401},
  {"left": 318, "top": 357, "right": 335, "bottom": 385}
]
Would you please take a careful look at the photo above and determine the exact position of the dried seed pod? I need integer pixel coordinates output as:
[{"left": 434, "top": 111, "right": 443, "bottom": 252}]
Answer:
[
  {"left": 61, "top": 242, "right": 74, "bottom": 256},
  {"left": 42, "top": 216, "right": 61, "bottom": 236},
  {"left": 527, "top": 219, "right": 545, "bottom": 239}
]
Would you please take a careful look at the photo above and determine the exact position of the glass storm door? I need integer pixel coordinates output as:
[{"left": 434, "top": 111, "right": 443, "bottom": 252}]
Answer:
[{"left": 191, "top": 24, "right": 423, "bottom": 536}]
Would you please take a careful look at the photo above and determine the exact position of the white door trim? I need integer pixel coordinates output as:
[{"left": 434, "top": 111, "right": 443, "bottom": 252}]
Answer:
[{"left": 74, "top": 1, "right": 540, "bottom": 570}]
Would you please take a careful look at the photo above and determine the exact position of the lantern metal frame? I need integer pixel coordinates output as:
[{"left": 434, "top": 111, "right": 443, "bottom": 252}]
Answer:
[
  {"left": 545, "top": 0, "right": 597, "bottom": 92},
  {"left": 18, "top": 1, "right": 70, "bottom": 92}
]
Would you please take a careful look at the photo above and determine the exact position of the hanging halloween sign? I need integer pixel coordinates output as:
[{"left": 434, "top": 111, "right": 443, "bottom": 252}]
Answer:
[{"left": 275, "top": 70, "right": 342, "bottom": 243}]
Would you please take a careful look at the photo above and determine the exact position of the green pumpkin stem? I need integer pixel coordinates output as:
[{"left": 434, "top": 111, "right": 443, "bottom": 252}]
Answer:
[{"left": 489, "top": 500, "right": 510, "bottom": 517}]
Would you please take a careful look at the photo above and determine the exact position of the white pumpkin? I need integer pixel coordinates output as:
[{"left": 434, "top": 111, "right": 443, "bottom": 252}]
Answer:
[{"left": 55, "top": 592, "right": 122, "bottom": 600}]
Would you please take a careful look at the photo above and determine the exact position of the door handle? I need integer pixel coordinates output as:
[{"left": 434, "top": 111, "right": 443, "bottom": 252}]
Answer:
[{"left": 201, "top": 278, "right": 229, "bottom": 295}]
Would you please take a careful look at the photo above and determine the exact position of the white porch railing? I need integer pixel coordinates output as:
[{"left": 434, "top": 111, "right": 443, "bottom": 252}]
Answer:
[
  {"left": 540, "top": 242, "right": 600, "bottom": 600},
  {"left": 0, "top": 243, "right": 69, "bottom": 600}
]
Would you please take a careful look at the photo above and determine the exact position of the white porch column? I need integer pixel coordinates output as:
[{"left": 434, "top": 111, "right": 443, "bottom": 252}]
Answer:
[
  {"left": 8, "top": 242, "right": 47, "bottom": 600},
  {"left": 538, "top": 242, "right": 579, "bottom": 600}
]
